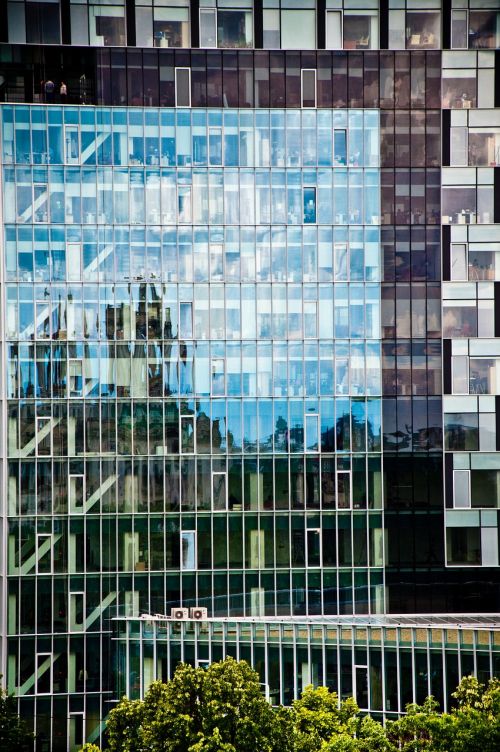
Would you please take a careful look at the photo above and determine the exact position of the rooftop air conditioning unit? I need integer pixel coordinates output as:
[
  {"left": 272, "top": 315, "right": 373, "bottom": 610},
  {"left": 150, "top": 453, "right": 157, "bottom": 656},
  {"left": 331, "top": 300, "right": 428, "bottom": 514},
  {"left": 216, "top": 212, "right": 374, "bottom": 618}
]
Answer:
[
  {"left": 170, "top": 607, "right": 189, "bottom": 620},
  {"left": 190, "top": 607, "right": 208, "bottom": 620}
]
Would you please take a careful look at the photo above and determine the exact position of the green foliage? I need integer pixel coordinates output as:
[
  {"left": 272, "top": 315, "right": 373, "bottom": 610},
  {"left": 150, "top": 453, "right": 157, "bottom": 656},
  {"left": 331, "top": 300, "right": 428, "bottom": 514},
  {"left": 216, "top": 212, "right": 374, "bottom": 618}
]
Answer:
[
  {"left": 106, "top": 657, "right": 288, "bottom": 752},
  {"left": 0, "top": 679, "right": 34, "bottom": 751},
  {"left": 84, "top": 665, "right": 500, "bottom": 752},
  {"left": 79, "top": 745, "right": 102, "bottom": 752}
]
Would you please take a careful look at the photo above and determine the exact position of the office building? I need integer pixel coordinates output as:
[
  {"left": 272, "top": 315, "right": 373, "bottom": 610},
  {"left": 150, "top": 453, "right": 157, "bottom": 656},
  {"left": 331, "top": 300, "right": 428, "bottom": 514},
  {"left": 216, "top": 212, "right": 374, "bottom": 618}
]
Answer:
[{"left": 0, "top": 2, "right": 500, "bottom": 749}]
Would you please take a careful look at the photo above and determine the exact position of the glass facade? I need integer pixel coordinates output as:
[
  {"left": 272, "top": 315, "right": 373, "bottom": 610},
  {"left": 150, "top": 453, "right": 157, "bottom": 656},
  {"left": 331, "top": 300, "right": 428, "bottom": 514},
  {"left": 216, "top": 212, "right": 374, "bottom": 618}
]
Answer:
[{"left": 1, "top": 4, "right": 500, "bottom": 751}]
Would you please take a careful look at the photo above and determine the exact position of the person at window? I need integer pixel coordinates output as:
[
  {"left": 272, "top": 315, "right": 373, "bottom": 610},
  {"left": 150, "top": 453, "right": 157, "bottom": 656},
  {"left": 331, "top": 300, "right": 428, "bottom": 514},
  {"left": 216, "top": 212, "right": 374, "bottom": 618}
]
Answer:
[
  {"left": 60, "top": 81, "right": 67, "bottom": 103},
  {"left": 44, "top": 79, "right": 55, "bottom": 104}
]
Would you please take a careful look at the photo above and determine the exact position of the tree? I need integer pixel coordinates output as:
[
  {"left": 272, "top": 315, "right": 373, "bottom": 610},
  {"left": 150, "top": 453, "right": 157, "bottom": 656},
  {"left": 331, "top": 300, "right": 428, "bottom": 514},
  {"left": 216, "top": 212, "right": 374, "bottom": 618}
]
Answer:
[
  {"left": 289, "top": 685, "right": 393, "bottom": 752},
  {"left": 104, "top": 657, "right": 290, "bottom": 752},
  {"left": 0, "top": 680, "right": 34, "bottom": 751}
]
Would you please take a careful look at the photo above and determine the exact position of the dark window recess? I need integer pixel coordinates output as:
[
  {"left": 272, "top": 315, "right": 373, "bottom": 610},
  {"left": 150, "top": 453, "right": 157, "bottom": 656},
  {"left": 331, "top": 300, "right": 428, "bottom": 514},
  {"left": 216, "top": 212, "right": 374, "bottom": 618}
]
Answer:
[
  {"left": 254, "top": 0, "right": 263, "bottom": 49},
  {"left": 26, "top": 3, "right": 61, "bottom": 44},
  {"left": 443, "top": 339, "right": 452, "bottom": 394},
  {"left": 379, "top": 0, "right": 389, "bottom": 49},
  {"left": 442, "top": 110, "right": 451, "bottom": 166},
  {"left": 495, "top": 168, "right": 500, "bottom": 223},
  {"left": 442, "top": 224, "right": 451, "bottom": 280},
  {"left": 496, "top": 51, "right": 500, "bottom": 107},
  {"left": 495, "top": 282, "right": 500, "bottom": 337},
  {"left": 442, "top": 0, "right": 452, "bottom": 49},
  {"left": 317, "top": 0, "right": 326, "bottom": 49},
  {"left": 496, "top": 397, "right": 500, "bottom": 451},
  {"left": 61, "top": 0, "right": 71, "bottom": 45},
  {"left": 175, "top": 68, "right": 191, "bottom": 107},
  {"left": 126, "top": 0, "right": 136, "bottom": 46}
]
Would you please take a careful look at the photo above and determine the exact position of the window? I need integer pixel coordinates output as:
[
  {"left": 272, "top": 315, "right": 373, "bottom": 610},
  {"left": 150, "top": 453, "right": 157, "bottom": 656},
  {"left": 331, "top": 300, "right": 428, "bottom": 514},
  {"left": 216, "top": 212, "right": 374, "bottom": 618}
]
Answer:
[
  {"left": 442, "top": 301, "right": 476, "bottom": 338},
  {"left": 67, "top": 243, "right": 82, "bottom": 282},
  {"left": 326, "top": 11, "right": 342, "bottom": 49},
  {"left": 263, "top": 9, "right": 280, "bottom": 48},
  {"left": 154, "top": 6, "right": 189, "bottom": 48},
  {"left": 68, "top": 360, "right": 83, "bottom": 397},
  {"left": 406, "top": 11, "right": 440, "bottom": 49},
  {"left": 452, "top": 355, "right": 468, "bottom": 394},
  {"left": 212, "top": 472, "right": 227, "bottom": 511},
  {"left": 469, "top": 358, "right": 496, "bottom": 394},
  {"left": 303, "top": 187, "right": 316, "bottom": 224},
  {"left": 200, "top": 9, "right": 217, "bottom": 47},
  {"left": 33, "top": 183, "right": 48, "bottom": 223},
  {"left": 301, "top": 70, "right": 316, "bottom": 108},
  {"left": 471, "top": 470, "right": 500, "bottom": 508},
  {"left": 36, "top": 534, "right": 52, "bottom": 574},
  {"left": 281, "top": 10, "right": 315, "bottom": 50},
  {"left": 36, "top": 416, "right": 52, "bottom": 456},
  {"left": 450, "top": 128, "right": 468, "bottom": 167},
  {"left": 444, "top": 413, "right": 479, "bottom": 451},
  {"left": 337, "top": 471, "right": 351, "bottom": 509},
  {"left": 26, "top": 2, "right": 61, "bottom": 44},
  {"left": 450, "top": 244, "right": 467, "bottom": 280},
  {"left": 343, "top": 13, "right": 377, "bottom": 50},
  {"left": 453, "top": 469, "right": 471, "bottom": 508},
  {"left": 447, "top": 527, "right": 481, "bottom": 565},
  {"left": 65, "top": 126, "right": 80, "bottom": 164},
  {"left": 180, "top": 415, "right": 195, "bottom": 453},
  {"left": 178, "top": 185, "right": 192, "bottom": 222},
  {"left": 306, "top": 528, "right": 321, "bottom": 567},
  {"left": 69, "top": 713, "right": 85, "bottom": 752},
  {"left": 36, "top": 653, "right": 52, "bottom": 695},
  {"left": 179, "top": 302, "right": 193, "bottom": 338},
  {"left": 334, "top": 130, "right": 347, "bottom": 166},
  {"left": 218, "top": 10, "right": 253, "bottom": 48},
  {"left": 69, "top": 475, "right": 85, "bottom": 513},
  {"left": 305, "top": 414, "right": 319, "bottom": 452},
  {"left": 200, "top": 6, "right": 253, "bottom": 48},
  {"left": 451, "top": 10, "right": 468, "bottom": 49},
  {"left": 354, "top": 666, "right": 369, "bottom": 709},
  {"left": 69, "top": 592, "right": 85, "bottom": 632},
  {"left": 211, "top": 359, "right": 225, "bottom": 396},
  {"left": 175, "top": 68, "right": 191, "bottom": 108},
  {"left": 89, "top": 6, "right": 126, "bottom": 46},
  {"left": 469, "top": 11, "right": 500, "bottom": 49},
  {"left": 181, "top": 531, "right": 196, "bottom": 570}
]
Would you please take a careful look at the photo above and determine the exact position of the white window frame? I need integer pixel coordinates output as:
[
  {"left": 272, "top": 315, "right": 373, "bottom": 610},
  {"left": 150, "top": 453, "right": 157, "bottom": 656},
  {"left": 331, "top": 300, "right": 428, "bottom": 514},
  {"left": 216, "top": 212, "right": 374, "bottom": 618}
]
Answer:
[
  {"left": 337, "top": 470, "right": 352, "bottom": 510},
  {"left": 180, "top": 414, "right": 195, "bottom": 454},
  {"left": 65, "top": 124, "right": 80, "bottom": 164},
  {"left": 305, "top": 413, "right": 320, "bottom": 452},
  {"left": 301, "top": 69, "right": 317, "bottom": 108},
  {"left": 69, "top": 712, "right": 85, "bottom": 752},
  {"left": 306, "top": 527, "right": 322, "bottom": 568},
  {"left": 69, "top": 474, "right": 85, "bottom": 513},
  {"left": 212, "top": 470, "right": 228, "bottom": 511},
  {"left": 36, "top": 416, "right": 52, "bottom": 457},
  {"left": 69, "top": 591, "right": 85, "bottom": 632},
  {"left": 175, "top": 67, "right": 191, "bottom": 108},
  {"left": 354, "top": 665, "right": 369, "bottom": 709},
  {"left": 181, "top": 530, "right": 197, "bottom": 570},
  {"left": 68, "top": 358, "right": 83, "bottom": 397}
]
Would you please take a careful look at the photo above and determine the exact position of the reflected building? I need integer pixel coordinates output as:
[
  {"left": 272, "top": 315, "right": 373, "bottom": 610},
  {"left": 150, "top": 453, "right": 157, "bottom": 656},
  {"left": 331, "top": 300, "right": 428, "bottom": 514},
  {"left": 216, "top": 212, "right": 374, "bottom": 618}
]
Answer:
[{"left": 0, "top": 2, "right": 500, "bottom": 750}]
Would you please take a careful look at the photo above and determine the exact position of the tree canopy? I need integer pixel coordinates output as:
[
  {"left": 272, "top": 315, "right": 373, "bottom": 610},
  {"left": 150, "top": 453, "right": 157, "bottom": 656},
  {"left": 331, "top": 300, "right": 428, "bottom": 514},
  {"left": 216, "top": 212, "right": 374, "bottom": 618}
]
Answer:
[
  {"left": 80, "top": 660, "right": 500, "bottom": 752},
  {"left": 0, "top": 679, "right": 34, "bottom": 751}
]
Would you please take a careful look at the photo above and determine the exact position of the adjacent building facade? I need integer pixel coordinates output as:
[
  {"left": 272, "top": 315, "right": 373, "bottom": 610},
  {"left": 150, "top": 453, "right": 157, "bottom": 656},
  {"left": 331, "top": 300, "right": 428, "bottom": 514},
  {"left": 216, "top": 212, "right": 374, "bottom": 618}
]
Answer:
[{"left": 1, "top": 2, "right": 500, "bottom": 750}]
